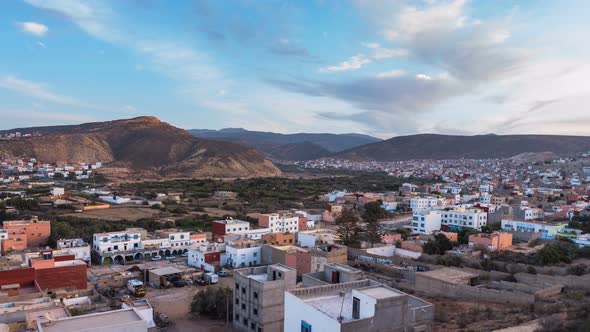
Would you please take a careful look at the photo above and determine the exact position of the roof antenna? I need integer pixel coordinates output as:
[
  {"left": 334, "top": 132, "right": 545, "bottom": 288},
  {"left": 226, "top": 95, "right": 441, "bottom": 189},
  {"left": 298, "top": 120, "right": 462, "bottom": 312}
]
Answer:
[{"left": 337, "top": 290, "right": 346, "bottom": 323}]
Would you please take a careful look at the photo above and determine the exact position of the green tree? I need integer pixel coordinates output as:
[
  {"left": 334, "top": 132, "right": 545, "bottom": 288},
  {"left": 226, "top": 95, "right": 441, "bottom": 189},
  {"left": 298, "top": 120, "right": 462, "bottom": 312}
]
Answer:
[
  {"left": 48, "top": 221, "right": 75, "bottom": 247},
  {"left": 363, "top": 201, "right": 386, "bottom": 248},
  {"left": 335, "top": 209, "right": 363, "bottom": 248},
  {"left": 190, "top": 287, "right": 232, "bottom": 320},
  {"left": 423, "top": 233, "right": 455, "bottom": 255}
]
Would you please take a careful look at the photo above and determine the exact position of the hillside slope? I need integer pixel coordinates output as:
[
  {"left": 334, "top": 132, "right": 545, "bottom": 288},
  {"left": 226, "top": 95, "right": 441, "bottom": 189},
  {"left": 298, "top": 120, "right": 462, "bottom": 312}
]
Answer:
[
  {"left": 0, "top": 117, "right": 281, "bottom": 178},
  {"left": 333, "top": 134, "right": 590, "bottom": 161}
]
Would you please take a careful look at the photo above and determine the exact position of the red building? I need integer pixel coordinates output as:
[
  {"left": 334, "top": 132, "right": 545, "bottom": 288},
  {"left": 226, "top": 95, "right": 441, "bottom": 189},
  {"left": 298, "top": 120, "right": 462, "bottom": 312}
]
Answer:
[{"left": 0, "top": 249, "right": 88, "bottom": 292}]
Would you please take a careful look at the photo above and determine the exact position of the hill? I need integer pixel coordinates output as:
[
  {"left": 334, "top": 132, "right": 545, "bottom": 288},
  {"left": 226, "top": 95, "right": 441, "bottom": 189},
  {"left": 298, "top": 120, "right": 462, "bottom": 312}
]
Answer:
[
  {"left": 189, "top": 128, "right": 381, "bottom": 160},
  {"left": 333, "top": 134, "right": 590, "bottom": 161},
  {"left": 267, "top": 142, "right": 332, "bottom": 161},
  {"left": 0, "top": 117, "right": 281, "bottom": 179}
]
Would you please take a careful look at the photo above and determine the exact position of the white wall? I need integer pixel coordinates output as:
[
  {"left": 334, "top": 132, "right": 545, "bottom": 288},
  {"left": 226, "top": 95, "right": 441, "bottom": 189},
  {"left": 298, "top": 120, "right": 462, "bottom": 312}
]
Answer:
[{"left": 284, "top": 292, "right": 341, "bottom": 332}]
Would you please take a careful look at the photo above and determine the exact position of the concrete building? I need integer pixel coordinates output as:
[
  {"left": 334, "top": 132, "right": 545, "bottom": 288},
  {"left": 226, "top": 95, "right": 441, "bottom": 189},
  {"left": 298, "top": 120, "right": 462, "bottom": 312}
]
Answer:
[
  {"left": 302, "top": 263, "right": 364, "bottom": 287},
  {"left": 512, "top": 206, "right": 544, "bottom": 221},
  {"left": 284, "top": 279, "right": 433, "bottom": 332},
  {"left": 412, "top": 210, "right": 442, "bottom": 234},
  {"left": 410, "top": 197, "right": 443, "bottom": 212},
  {"left": 37, "top": 308, "right": 147, "bottom": 332},
  {"left": 57, "top": 238, "right": 91, "bottom": 263},
  {"left": 501, "top": 219, "right": 567, "bottom": 240},
  {"left": 261, "top": 232, "right": 295, "bottom": 246},
  {"left": 233, "top": 264, "right": 297, "bottom": 332},
  {"left": 50, "top": 187, "right": 65, "bottom": 197},
  {"left": 441, "top": 207, "right": 488, "bottom": 230},
  {"left": 93, "top": 229, "right": 143, "bottom": 264},
  {"left": 310, "top": 244, "right": 347, "bottom": 273},
  {"left": 211, "top": 218, "right": 252, "bottom": 242},
  {"left": 258, "top": 213, "right": 300, "bottom": 233},
  {"left": 297, "top": 229, "right": 338, "bottom": 248},
  {"left": 227, "top": 240, "right": 262, "bottom": 268},
  {"left": 2, "top": 217, "right": 50, "bottom": 250},
  {"left": 188, "top": 245, "right": 222, "bottom": 272},
  {"left": 261, "top": 245, "right": 311, "bottom": 277},
  {"left": 468, "top": 232, "right": 513, "bottom": 252}
]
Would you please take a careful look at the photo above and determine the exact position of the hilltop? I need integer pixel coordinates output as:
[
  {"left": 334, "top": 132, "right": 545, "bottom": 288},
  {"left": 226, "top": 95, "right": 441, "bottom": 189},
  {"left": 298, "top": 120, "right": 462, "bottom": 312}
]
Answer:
[{"left": 0, "top": 117, "right": 281, "bottom": 179}]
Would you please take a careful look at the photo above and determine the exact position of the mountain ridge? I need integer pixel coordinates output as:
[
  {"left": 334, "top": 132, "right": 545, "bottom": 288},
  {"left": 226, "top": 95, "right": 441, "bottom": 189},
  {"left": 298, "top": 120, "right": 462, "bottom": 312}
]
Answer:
[
  {"left": 189, "top": 128, "right": 381, "bottom": 160},
  {"left": 332, "top": 133, "right": 590, "bottom": 161}
]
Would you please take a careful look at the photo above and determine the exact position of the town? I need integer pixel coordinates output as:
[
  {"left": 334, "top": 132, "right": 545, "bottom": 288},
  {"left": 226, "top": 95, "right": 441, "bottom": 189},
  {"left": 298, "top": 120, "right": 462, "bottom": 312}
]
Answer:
[{"left": 0, "top": 156, "right": 589, "bottom": 332}]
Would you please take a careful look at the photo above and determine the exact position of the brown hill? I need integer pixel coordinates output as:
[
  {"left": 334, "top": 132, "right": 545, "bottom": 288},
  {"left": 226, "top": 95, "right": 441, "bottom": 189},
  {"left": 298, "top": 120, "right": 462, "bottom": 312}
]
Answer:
[
  {"left": 333, "top": 134, "right": 590, "bottom": 161},
  {"left": 0, "top": 117, "right": 281, "bottom": 179}
]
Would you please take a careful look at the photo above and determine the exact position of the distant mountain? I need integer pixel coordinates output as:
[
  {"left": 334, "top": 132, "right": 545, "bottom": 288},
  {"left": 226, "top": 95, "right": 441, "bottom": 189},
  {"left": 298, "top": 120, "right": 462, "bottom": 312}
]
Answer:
[
  {"left": 333, "top": 134, "right": 590, "bottom": 161},
  {"left": 268, "top": 142, "right": 332, "bottom": 161},
  {"left": 0, "top": 117, "right": 281, "bottom": 179},
  {"left": 189, "top": 128, "right": 381, "bottom": 160}
]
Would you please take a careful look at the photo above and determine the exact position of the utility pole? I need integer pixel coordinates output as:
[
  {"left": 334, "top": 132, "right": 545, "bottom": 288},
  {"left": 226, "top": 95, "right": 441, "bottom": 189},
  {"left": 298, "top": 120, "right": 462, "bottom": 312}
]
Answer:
[{"left": 226, "top": 292, "right": 229, "bottom": 327}]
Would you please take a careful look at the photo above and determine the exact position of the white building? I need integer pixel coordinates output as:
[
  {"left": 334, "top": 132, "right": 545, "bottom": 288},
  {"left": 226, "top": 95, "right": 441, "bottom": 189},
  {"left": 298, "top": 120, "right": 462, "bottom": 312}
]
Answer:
[
  {"left": 258, "top": 213, "right": 299, "bottom": 233},
  {"left": 57, "top": 238, "right": 91, "bottom": 263},
  {"left": 412, "top": 210, "right": 442, "bottom": 234},
  {"left": 501, "top": 219, "right": 567, "bottom": 240},
  {"left": 51, "top": 187, "right": 65, "bottom": 197},
  {"left": 381, "top": 201, "right": 399, "bottom": 212},
  {"left": 410, "top": 197, "right": 443, "bottom": 212},
  {"left": 284, "top": 280, "right": 433, "bottom": 332},
  {"left": 441, "top": 207, "right": 488, "bottom": 230},
  {"left": 226, "top": 243, "right": 261, "bottom": 268}
]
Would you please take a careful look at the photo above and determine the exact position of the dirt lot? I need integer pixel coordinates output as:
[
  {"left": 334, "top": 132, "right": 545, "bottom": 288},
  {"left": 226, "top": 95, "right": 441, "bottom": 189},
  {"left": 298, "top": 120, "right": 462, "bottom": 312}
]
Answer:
[
  {"left": 146, "top": 279, "right": 234, "bottom": 332},
  {"left": 64, "top": 206, "right": 164, "bottom": 221}
]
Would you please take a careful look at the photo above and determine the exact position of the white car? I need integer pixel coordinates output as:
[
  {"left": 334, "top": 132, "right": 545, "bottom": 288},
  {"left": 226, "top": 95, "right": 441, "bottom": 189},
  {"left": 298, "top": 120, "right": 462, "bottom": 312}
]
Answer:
[{"left": 151, "top": 255, "right": 162, "bottom": 261}]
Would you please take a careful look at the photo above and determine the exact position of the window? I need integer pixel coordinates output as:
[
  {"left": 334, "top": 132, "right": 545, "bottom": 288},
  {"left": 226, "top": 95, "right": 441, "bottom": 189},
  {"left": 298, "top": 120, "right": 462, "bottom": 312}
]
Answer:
[
  {"left": 251, "top": 322, "right": 256, "bottom": 330},
  {"left": 113, "top": 245, "right": 118, "bottom": 250},
  {"left": 253, "top": 292, "right": 258, "bottom": 299},
  {"left": 301, "top": 320, "right": 312, "bottom": 332},
  {"left": 243, "top": 318, "right": 248, "bottom": 326},
  {"left": 352, "top": 297, "right": 361, "bottom": 319},
  {"left": 235, "top": 298, "right": 239, "bottom": 305},
  {"left": 253, "top": 308, "right": 258, "bottom": 315},
  {"left": 235, "top": 314, "right": 240, "bottom": 321},
  {"left": 253, "top": 252, "right": 258, "bottom": 257},
  {"left": 242, "top": 287, "right": 246, "bottom": 294},
  {"left": 236, "top": 283, "right": 240, "bottom": 290}
]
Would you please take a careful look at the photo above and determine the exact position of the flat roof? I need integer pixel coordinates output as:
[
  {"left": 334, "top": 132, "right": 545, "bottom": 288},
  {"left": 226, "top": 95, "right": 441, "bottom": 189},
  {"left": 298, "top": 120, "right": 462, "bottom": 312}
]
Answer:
[
  {"left": 148, "top": 266, "right": 182, "bottom": 276},
  {"left": 357, "top": 286, "right": 403, "bottom": 300},
  {"left": 419, "top": 268, "right": 477, "bottom": 284},
  {"left": 38, "top": 308, "right": 144, "bottom": 332}
]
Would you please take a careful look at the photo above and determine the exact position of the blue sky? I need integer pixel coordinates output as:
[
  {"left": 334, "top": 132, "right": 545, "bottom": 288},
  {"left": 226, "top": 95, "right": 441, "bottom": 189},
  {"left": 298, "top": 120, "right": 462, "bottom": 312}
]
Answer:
[{"left": 1, "top": 0, "right": 589, "bottom": 138}]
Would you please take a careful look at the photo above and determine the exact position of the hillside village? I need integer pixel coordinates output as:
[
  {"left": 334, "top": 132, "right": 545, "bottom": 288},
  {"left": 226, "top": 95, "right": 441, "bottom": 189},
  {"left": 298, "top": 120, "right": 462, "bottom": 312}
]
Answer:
[{"left": 0, "top": 153, "right": 590, "bottom": 331}]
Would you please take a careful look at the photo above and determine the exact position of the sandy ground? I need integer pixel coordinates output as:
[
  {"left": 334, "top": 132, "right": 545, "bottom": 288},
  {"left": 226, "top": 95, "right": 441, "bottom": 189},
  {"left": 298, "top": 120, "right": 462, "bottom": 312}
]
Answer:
[
  {"left": 64, "top": 206, "right": 164, "bottom": 221},
  {"left": 146, "top": 277, "right": 235, "bottom": 332}
]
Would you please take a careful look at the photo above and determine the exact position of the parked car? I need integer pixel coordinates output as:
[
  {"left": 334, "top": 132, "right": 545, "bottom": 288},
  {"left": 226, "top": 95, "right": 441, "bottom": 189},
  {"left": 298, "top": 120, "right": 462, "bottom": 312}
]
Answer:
[
  {"left": 151, "top": 255, "right": 162, "bottom": 261},
  {"left": 165, "top": 256, "right": 175, "bottom": 260},
  {"left": 181, "top": 252, "right": 188, "bottom": 257},
  {"left": 173, "top": 280, "right": 188, "bottom": 287},
  {"left": 216, "top": 270, "right": 228, "bottom": 277}
]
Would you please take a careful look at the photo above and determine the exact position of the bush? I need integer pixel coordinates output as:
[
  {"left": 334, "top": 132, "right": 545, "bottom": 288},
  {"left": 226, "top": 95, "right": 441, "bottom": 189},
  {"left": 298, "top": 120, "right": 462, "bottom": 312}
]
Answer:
[
  {"left": 190, "top": 287, "right": 232, "bottom": 320},
  {"left": 567, "top": 264, "right": 587, "bottom": 276}
]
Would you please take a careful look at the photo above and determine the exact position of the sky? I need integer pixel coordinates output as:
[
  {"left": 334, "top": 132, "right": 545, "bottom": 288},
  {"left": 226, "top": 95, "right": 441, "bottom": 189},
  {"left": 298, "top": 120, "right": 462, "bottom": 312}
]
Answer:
[{"left": 1, "top": 0, "right": 590, "bottom": 138}]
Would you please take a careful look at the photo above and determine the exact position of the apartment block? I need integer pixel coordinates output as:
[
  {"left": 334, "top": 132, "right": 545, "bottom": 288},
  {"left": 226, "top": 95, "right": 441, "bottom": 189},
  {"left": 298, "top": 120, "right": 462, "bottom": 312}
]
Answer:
[
  {"left": 258, "top": 213, "right": 299, "bottom": 233},
  {"left": 440, "top": 207, "right": 488, "bottom": 230},
  {"left": 2, "top": 217, "right": 50, "bottom": 249},
  {"left": 233, "top": 264, "right": 297, "bottom": 332},
  {"left": 412, "top": 210, "right": 442, "bottom": 234}
]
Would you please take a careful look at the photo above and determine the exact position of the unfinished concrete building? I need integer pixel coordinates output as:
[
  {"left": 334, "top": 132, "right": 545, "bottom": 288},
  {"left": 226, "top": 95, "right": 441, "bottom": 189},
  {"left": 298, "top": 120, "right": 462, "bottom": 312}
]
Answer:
[
  {"left": 302, "top": 263, "right": 364, "bottom": 287},
  {"left": 310, "top": 244, "right": 347, "bottom": 273},
  {"left": 233, "top": 264, "right": 297, "bottom": 332},
  {"left": 285, "top": 279, "right": 434, "bottom": 332}
]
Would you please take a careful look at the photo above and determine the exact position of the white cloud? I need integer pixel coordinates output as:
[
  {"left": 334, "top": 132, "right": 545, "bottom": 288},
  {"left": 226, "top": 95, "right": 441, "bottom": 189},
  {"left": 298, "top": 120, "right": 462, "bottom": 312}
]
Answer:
[
  {"left": 0, "top": 75, "right": 80, "bottom": 105},
  {"left": 376, "top": 70, "right": 404, "bottom": 78},
  {"left": 19, "top": 21, "right": 48, "bottom": 36},
  {"left": 416, "top": 74, "right": 433, "bottom": 81},
  {"left": 381, "top": 0, "right": 468, "bottom": 40},
  {"left": 36, "top": 41, "right": 46, "bottom": 48},
  {"left": 319, "top": 54, "right": 371, "bottom": 73}
]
